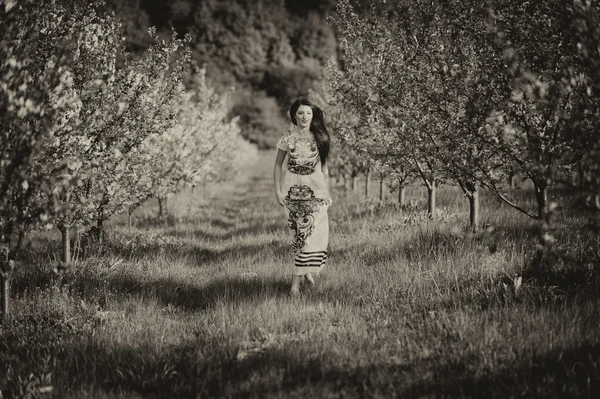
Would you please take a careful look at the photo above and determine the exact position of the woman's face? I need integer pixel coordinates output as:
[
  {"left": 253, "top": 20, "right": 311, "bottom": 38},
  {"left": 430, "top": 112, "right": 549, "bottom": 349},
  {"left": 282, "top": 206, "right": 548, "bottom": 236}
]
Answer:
[{"left": 295, "top": 105, "right": 313, "bottom": 129}]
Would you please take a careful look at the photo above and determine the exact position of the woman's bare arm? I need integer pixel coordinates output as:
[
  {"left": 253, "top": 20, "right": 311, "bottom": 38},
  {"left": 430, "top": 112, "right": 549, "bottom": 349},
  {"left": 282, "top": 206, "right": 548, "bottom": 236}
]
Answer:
[
  {"left": 273, "top": 149, "right": 286, "bottom": 206},
  {"left": 321, "top": 161, "right": 333, "bottom": 205}
]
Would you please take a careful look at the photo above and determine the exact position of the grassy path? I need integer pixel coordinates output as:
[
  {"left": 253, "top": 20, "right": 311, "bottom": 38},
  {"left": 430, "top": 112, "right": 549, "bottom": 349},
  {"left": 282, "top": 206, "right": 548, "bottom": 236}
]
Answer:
[{"left": 1, "top": 153, "right": 599, "bottom": 398}]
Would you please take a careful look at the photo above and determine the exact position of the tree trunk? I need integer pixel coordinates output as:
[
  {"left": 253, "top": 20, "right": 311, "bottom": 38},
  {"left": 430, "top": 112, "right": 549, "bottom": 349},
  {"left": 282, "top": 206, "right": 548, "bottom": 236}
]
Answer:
[
  {"left": 351, "top": 175, "right": 357, "bottom": 192},
  {"left": 534, "top": 182, "right": 548, "bottom": 218},
  {"left": 0, "top": 244, "right": 10, "bottom": 324},
  {"left": 58, "top": 223, "right": 71, "bottom": 264},
  {"left": 344, "top": 175, "right": 350, "bottom": 198},
  {"left": 128, "top": 208, "right": 133, "bottom": 232},
  {"left": 10, "top": 230, "right": 25, "bottom": 259},
  {"left": 398, "top": 185, "right": 406, "bottom": 206},
  {"left": 365, "top": 167, "right": 371, "bottom": 197},
  {"left": 72, "top": 226, "right": 81, "bottom": 262},
  {"left": 97, "top": 218, "right": 105, "bottom": 246},
  {"left": 427, "top": 179, "right": 436, "bottom": 219},
  {"left": 467, "top": 187, "right": 479, "bottom": 232},
  {"left": 1, "top": 274, "right": 9, "bottom": 324},
  {"left": 379, "top": 177, "right": 384, "bottom": 203},
  {"left": 97, "top": 207, "right": 105, "bottom": 245},
  {"left": 158, "top": 197, "right": 164, "bottom": 219}
]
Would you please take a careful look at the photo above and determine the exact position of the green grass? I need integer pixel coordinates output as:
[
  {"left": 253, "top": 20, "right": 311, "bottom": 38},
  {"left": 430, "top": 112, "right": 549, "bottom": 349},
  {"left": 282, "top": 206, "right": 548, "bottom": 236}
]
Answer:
[{"left": 1, "top": 153, "right": 599, "bottom": 398}]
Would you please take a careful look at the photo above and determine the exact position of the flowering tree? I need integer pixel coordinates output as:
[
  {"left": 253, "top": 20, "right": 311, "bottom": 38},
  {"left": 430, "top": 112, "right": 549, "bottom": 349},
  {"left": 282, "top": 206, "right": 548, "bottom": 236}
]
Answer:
[
  {"left": 38, "top": 6, "right": 192, "bottom": 259},
  {"left": 1, "top": 0, "right": 82, "bottom": 254},
  {"left": 131, "top": 68, "right": 256, "bottom": 220},
  {"left": 2, "top": 0, "right": 193, "bottom": 264},
  {"left": 215, "top": 128, "right": 259, "bottom": 183},
  {"left": 76, "top": 31, "right": 191, "bottom": 242},
  {"left": 0, "top": 0, "right": 92, "bottom": 320}
]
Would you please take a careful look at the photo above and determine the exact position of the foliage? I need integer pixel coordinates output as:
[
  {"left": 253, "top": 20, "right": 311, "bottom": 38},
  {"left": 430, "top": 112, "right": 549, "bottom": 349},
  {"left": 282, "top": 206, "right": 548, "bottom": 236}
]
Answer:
[
  {"left": 1, "top": 0, "right": 254, "bottom": 265},
  {"left": 105, "top": 0, "right": 339, "bottom": 145},
  {"left": 532, "top": 0, "right": 600, "bottom": 208},
  {"left": 144, "top": 68, "right": 257, "bottom": 199},
  {"left": 482, "top": 0, "right": 586, "bottom": 217},
  {"left": 0, "top": 0, "right": 91, "bottom": 254},
  {"left": 309, "top": 63, "right": 370, "bottom": 185},
  {"left": 229, "top": 90, "right": 288, "bottom": 150},
  {"left": 328, "top": 0, "right": 447, "bottom": 217},
  {"left": 328, "top": 0, "right": 600, "bottom": 222}
]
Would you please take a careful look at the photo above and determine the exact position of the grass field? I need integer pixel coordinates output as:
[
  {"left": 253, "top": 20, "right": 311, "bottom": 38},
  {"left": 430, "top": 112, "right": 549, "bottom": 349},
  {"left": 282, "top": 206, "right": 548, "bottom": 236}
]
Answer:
[{"left": 1, "top": 152, "right": 599, "bottom": 398}]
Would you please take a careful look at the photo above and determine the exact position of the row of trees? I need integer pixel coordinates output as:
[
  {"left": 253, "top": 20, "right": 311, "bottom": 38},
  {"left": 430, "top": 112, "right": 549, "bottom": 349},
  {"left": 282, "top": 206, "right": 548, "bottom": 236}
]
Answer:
[
  {"left": 320, "top": 0, "right": 600, "bottom": 229},
  {"left": 0, "top": 0, "right": 256, "bottom": 319}
]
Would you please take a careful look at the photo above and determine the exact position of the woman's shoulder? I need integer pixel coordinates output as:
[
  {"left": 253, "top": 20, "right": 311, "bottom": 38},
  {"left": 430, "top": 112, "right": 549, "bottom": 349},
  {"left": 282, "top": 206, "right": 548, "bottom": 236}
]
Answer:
[
  {"left": 284, "top": 123, "right": 296, "bottom": 136},
  {"left": 276, "top": 126, "right": 294, "bottom": 151},
  {"left": 280, "top": 124, "right": 297, "bottom": 142}
]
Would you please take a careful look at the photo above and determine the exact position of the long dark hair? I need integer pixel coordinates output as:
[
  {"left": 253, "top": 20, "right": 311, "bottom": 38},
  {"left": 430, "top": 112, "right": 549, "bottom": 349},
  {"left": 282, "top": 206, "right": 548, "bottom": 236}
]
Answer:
[{"left": 289, "top": 97, "right": 330, "bottom": 164}]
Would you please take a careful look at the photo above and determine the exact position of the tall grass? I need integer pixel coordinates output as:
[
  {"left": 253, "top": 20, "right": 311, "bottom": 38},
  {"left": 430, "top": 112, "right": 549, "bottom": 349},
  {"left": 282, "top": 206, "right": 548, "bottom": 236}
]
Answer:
[{"left": 1, "top": 152, "right": 599, "bottom": 398}]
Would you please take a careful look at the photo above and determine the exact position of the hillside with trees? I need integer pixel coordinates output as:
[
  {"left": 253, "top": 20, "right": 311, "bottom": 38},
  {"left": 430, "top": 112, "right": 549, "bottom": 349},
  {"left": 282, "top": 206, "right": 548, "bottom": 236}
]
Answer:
[{"left": 105, "top": 0, "right": 339, "bottom": 148}]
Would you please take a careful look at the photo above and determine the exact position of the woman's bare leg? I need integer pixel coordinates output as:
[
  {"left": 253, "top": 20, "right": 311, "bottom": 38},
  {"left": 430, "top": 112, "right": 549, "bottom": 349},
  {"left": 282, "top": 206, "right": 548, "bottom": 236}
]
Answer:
[{"left": 291, "top": 275, "right": 302, "bottom": 296}]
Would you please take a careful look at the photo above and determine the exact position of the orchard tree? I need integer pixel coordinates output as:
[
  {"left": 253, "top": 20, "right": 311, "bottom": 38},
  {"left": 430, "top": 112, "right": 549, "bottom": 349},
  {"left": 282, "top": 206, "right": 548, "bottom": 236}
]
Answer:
[
  {"left": 42, "top": 10, "right": 191, "bottom": 259},
  {"left": 384, "top": 158, "right": 415, "bottom": 206},
  {"left": 78, "top": 31, "right": 191, "bottom": 243},
  {"left": 0, "top": 0, "right": 91, "bottom": 320},
  {"left": 2, "top": 0, "right": 193, "bottom": 264},
  {"left": 309, "top": 66, "right": 370, "bottom": 194},
  {"left": 333, "top": 143, "right": 371, "bottom": 193},
  {"left": 572, "top": 0, "right": 600, "bottom": 206},
  {"left": 546, "top": 0, "right": 600, "bottom": 208},
  {"left": 134, "top": 68, "right": 256, "bottom": 220},
  {"left": 392, "top": 0, "right": 508, "bottom": 229},
  {"left": 40, "top": 4, "right": 126, "bottom": 256},
  {"left": 481, "top": 0, "right": 585, "bottom": 219},
  {"left": 329, "top": 0, "right": 447, "bottom": 218},
  {"left": 330, "top": 0, "right": 586, "bottom": 225}
]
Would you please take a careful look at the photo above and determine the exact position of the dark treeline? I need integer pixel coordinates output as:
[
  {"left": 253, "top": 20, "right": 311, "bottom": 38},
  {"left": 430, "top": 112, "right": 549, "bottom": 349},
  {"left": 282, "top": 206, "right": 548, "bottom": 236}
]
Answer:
[{"left": 105, "top": 0, "right": 351, "bottom": 148}]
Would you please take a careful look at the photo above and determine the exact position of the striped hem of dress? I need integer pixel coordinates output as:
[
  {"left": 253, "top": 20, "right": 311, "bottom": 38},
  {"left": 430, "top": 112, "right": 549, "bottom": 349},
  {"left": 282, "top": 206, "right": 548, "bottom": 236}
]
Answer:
[{"left": 293, "top": 251, "right": 327, "bottom": 275}]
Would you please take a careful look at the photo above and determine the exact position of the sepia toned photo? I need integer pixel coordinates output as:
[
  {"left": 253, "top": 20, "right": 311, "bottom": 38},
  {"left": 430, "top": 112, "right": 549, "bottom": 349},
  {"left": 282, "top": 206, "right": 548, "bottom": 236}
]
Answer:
[{"left": 1, "top": 0, "right": 599, "bottom": 397}]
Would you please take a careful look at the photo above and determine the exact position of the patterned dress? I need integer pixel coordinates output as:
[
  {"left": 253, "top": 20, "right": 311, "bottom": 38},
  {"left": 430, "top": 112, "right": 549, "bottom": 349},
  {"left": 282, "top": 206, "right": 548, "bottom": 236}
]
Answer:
[{"left": 276, "top": 127, "right": 329, "bottom": 276}]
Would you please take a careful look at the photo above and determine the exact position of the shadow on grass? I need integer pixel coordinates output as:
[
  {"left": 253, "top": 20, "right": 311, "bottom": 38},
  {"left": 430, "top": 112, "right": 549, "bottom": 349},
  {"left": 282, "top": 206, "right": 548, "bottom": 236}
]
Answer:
[
  {"left": 12, "top": 206, "right": 600, "bottom": 316},
  {"left": 129, "top": 213, "right": 238, "bottom": 232},
  {"left": 159, "top": 219, "right": 287, "bottom": 243},
  {"left": 100, "top": 274, "right": 291, "bottom": 312},
  {"left": 102, "top": 237, "right": 290, "bottom": 265},
  {"left": 47, "top": 336, "right": 600, "bottom": 398},
  {"left": 521, "top": 251, "right": 600, "bottom": 298},
  {"left": 400, "top": 342, "right": 600, "bottom": 398},
  {"left": 10, "top": 239, "right": 292, "bottom": 301}
]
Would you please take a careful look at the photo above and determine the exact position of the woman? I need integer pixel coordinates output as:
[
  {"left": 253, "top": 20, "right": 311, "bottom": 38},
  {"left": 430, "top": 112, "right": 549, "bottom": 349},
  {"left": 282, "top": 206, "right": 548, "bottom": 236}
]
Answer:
[{"left": 273, "top": 97, "right": 332, "bottom": 296}]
